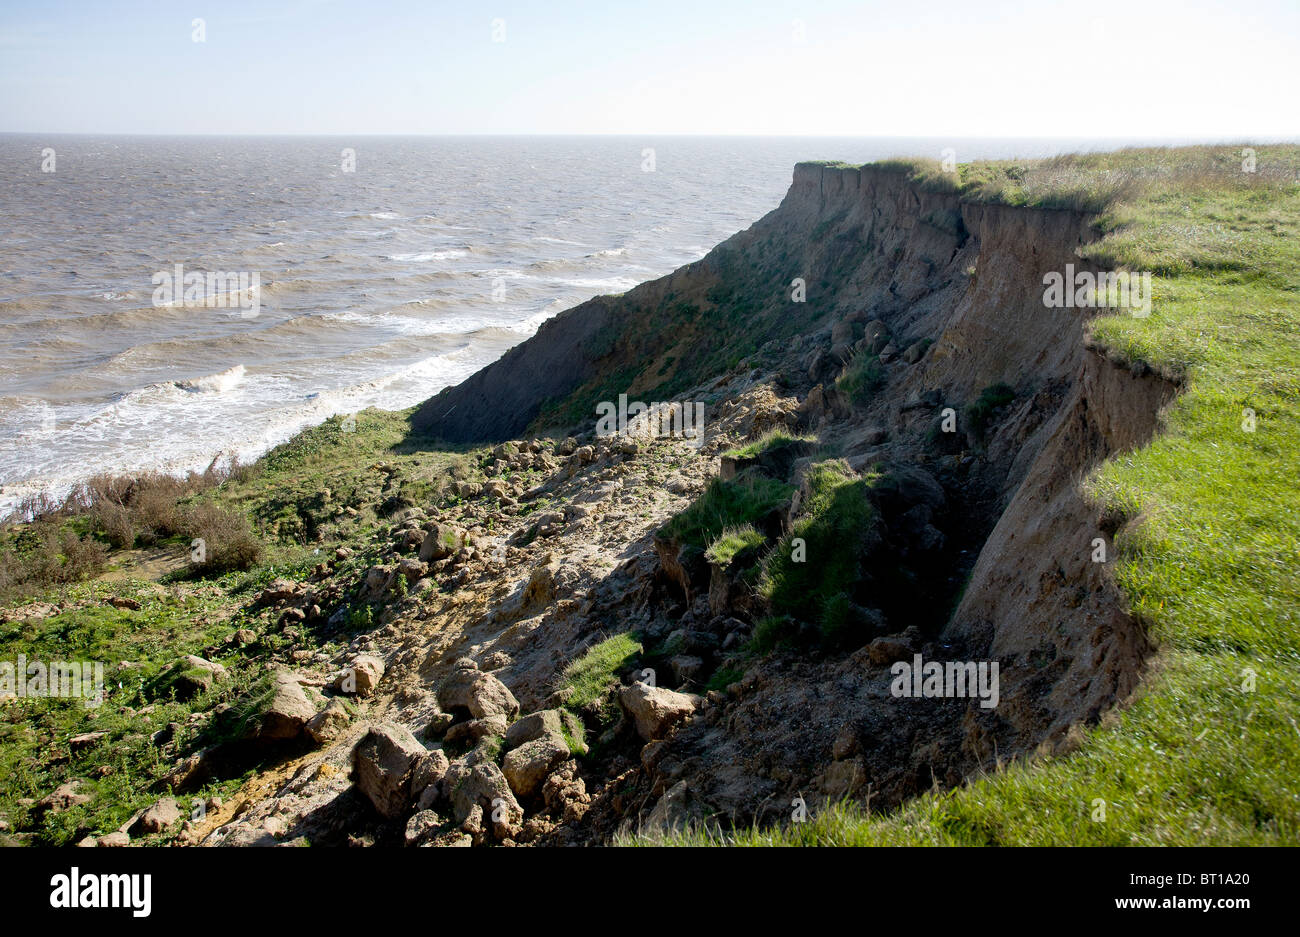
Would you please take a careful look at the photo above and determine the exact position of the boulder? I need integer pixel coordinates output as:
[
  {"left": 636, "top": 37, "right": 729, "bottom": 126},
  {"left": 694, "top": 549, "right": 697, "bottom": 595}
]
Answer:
[
  {"left": 442, "top": 760, "right": 522, "bottom": 840},
  {"left": 166, "top": 655, "right": 228, "bottom": 699},
  {"left": 437, "top": 669, "right": 519, "bottom": 720},
  {"left": 36, "top": 781, "right": 91, "bottom": 815},
  {"left": 404, "top": 809, "right": 444, "bottom": 847},
  {"left": 333, "top": 654, "right": 384, "bottom": 697},
  {"left": 305, "top": 698, "right": 352, "bottom": 745},
  {"left": 244, "top": 673, "right": 317, "bottom": 740},
  {"left": 353, "top": 722, "right": 433, "bottom": 819},
  {"left": 419, "top": 524, "right": 461, "bottom": 562},
  {"left": 503, "top": 709, "right": 565, "bottom": 750},
  {"left": 502, "top": 736, "right": 571, "bottom": 799},
  {"left": 619, "top": 682, "right": 701, "bottom": 741},
  {"left": 444, "top": 714, "right": 507, "bottom": 747},
  {"left": 137, "top": 797, "right": 181, "bottom": 835}
]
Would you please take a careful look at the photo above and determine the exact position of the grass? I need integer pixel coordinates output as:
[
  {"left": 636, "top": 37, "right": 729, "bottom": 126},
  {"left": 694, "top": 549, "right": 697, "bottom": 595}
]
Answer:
[
  {"left": 835, "top": 352, "right": 886, "bottom": 406},
  {"left": 704, "top": 525, "right": 766, "bottom": 567},
  {"left": 720, "top": 429, "right": 814, "bottom": 461},
  {"left": 646, "top": 143, "right": 1300, "bottom": 846},
  {"left": 757, "top": 460, "right": 878, "bottom": 648},
  {"left": 658, "top": 474, "right": 793, "bottom": 552},
  {"left": 555, "top": 632, "right": 643, "bottom": 731}
]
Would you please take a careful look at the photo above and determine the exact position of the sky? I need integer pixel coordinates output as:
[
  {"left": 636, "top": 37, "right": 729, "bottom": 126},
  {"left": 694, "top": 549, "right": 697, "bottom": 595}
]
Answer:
[{"left": 0, "top": 0, "right": 1297, "bottom": 137}]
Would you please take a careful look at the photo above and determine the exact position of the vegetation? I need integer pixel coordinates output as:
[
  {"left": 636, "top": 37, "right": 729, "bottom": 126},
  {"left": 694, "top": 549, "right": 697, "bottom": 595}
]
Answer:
[
  {"left": 704, "top": 524, "right": 766, "bottom": 567},
  {"left": 658, "top": 474, "right": 793, "bottom": 551},
  {"left": 964, "top": 382, "right": 1016, "bottom": 438},
  {"left": 720, "top": 429, "right": 814, "bottom": 461},
  {"left": 555, "top": 632, "right": 643, "bottom": 733},
  {"left": 651, "top": 143, "right": 1300, "bottom": 846},
  {"left": 835, "top": 352, "right": 886, "bottom": 406},
  {"left": 757, "top": 460, "right": 878, "bottom": 648}
]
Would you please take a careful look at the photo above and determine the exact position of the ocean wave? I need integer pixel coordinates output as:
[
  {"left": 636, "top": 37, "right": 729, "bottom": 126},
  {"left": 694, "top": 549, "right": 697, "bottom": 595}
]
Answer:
[
  {"left": 387, "top": 249, "right": 471, "bottom": 263},
  {"left": 173, "top": 363, "right": 246, "bottom": 394}
]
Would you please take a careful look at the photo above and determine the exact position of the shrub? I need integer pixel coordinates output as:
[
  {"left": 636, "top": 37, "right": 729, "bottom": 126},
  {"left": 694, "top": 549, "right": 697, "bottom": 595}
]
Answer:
[
  {"left": 836, "top": 352, "right": 886, "bottom": 406},
  {"left": 965, "top": 383, "right": 1016, "bottom": 437},
  {"left": 185, "top": 503, "right": 263, "bottom": 574}
]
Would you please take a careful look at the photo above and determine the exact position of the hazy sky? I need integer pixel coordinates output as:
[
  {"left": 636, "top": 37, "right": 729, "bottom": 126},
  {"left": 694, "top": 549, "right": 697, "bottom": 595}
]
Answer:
[{"left": 1, "top": 0, "right": 1296, "bottom": 136}]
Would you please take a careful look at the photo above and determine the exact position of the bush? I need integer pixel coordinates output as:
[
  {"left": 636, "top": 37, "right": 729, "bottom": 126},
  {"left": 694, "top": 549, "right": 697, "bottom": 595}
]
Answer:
[
  {"left": 185, "top": 503, "right": 263, "bottom": 574},
  {"left": 836, "top": 353, "right": 886, "bottom": 406},
  {"left": 965, "top": 383, "right": 1016, "bottom": 437}
]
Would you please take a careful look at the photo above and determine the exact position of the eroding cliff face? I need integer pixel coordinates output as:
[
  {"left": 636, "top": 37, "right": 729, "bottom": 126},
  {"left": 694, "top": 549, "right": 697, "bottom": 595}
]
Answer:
[{"left": 208, "top": 162, "right": 1180, "bottom": 844}]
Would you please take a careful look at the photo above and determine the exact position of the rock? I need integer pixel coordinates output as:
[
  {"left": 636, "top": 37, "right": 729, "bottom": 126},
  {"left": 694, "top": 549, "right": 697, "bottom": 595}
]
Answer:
[
  {"left": 502, "top": 736, "right": 571, "bottom": 799},
  {"left": 668, "top": 655, "right": 704, "bottom": 686},
  {"left": 863, "top": 319, "right": 890, "bottom": 354},
  {"left": 404, "top": 809, "right": 444, "bottom": 847},
  {"left": 247, "top": 673, "right": 318, "bottom": 740},
  {"left": 820, "top": 756, "right": 867, "bottom": 798},
  {"left": 36, "top": 781, "right": 91, "bottom": 815},
  {"left": 334, "top": 654, "right": 384, "bottom": 697},
  {"left": 363, "top": 565, "right": 395, "bottom": 599},
  {"left": 258, "top": 578, "right": 298, "bottom": 604},
  {"left": 437, "top": 669, "right": 519, "bottom": 720},
  {"left": 642, "top": 780, "right": 705, "bottom": 833},
  {"left": 572, "top": 445, "right": 595, "bottom": 464},
  {"left": 353, "top": 723, "right": 434, "bottom": 819},
  {"left": 503, "top": 709, "right": 565, "bottom": 750},
  {"left": 419, "top": 524, "right": 461, "bottom": 562},
  {"left": 520, "top": 559, "right": 558, "bottom": 608},
  {"left": 107, "top": 596, "right": 141, "bottom": 611},
  {"left": 161, "top": 747, "right": 215, "bottom": 792},
  {"left": 305, "top": 699, "right": 352, "bottom": 745},
  {"left": 230, "top": 628, "right": 257, "bottom": 646},
  {"left": 97, "top": 831, "right": 130, "bottom": 847},
  {"left": 68, "top": 731, "right": 106, "bottom": 753},
  {"left": 832, "top": 724, "right": 860, "bottom": 760},
  {"left": 619, "top": 682, "right": 701, "bottom": 741},
  {"left": 902, "top": 339, "right": 930, "bottom": 364},
  {"left": 397, "top": 557, "right": 427, "bottom": 582},
  {"left": 444, "top": 714, "right": 507, "bottom": 747},
  {"left": 442, "top": 760, "right": 523, "bottom": 839},
  {"left": 138, "top": 797, "right": 181, "bottom": 834},
  {"left": 167, "top": 655, "right": 228, "bottom": 699},
  {"left": 867, "top": 632, "right": 918, "bottom": 666}
]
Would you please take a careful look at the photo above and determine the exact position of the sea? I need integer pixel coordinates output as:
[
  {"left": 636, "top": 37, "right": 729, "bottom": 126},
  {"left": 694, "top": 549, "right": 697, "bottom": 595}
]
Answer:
[{"left": 0, "top": 134, "right": 1192, "bottom": 515}]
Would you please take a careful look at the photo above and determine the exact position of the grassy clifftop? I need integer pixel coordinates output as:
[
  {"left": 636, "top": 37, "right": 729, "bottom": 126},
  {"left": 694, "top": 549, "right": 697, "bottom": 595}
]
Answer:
[{"left": 645, "top": 144, "right": 1300, "bottom": 845}]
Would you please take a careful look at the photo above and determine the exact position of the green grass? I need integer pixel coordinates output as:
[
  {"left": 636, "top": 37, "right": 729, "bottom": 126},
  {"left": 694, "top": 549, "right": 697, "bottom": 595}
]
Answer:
[
  {"left": 758, "top": 460, "right": 877, "bottom": 647},
  {"left": 720, "top": 429, "right": 815, "bottom": 461},
  {"left": 556, "top": 632, "right": 643, "bottom": 725},
  {"left": 835, "top": 353, "right": 886, "bottom": 406},
  {"left": 658, "top": 475, "right": 793, "bottom": 552},
  {"left": 645, "top": 143, "right": 1300, "bottom": 846},
  {"left": 704, "top": 524, "right": 766, "bottom": 567}
]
